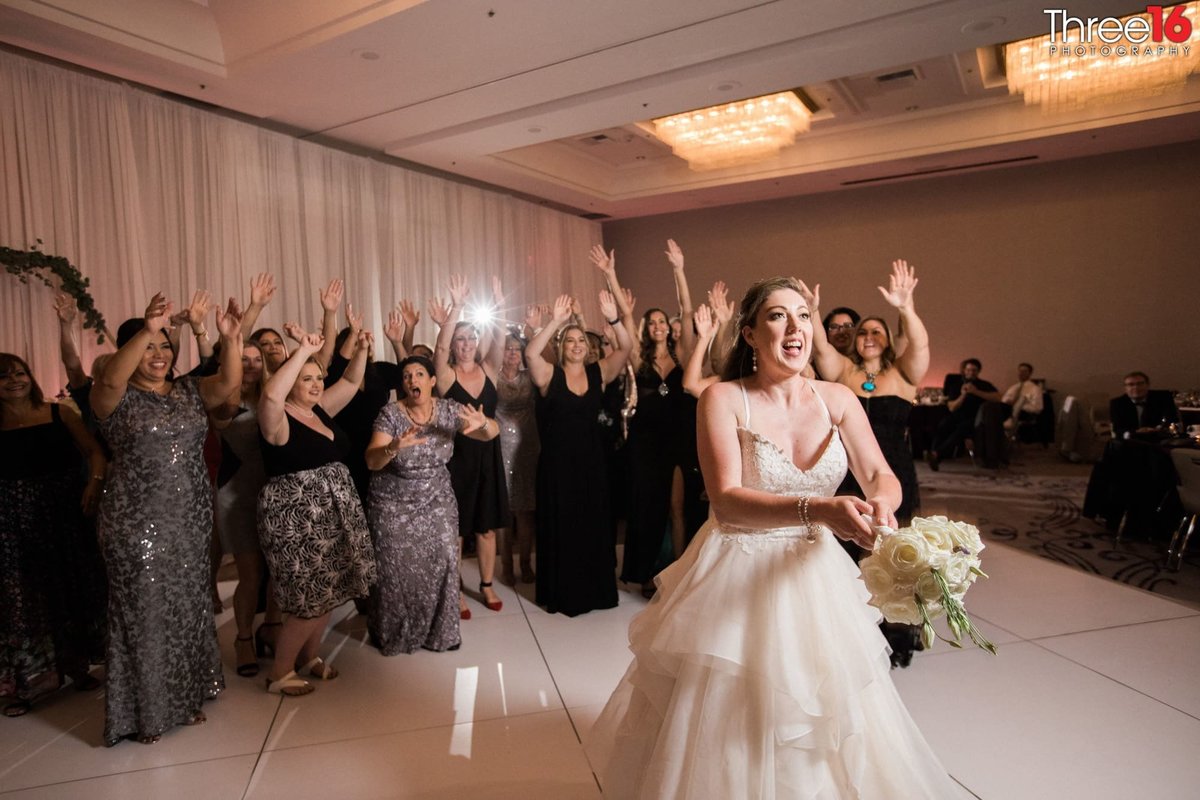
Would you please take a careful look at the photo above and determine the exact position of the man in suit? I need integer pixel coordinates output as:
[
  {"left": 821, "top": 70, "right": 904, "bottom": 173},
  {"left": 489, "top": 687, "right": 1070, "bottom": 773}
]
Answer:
[{"left": 1110, "top": 371, "right": 1179, "bottom": 438}]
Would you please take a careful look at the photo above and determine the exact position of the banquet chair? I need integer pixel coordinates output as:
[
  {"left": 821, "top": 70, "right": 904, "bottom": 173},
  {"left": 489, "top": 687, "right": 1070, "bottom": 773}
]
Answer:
[{"left": 1167, "top": 449, "right": 1200, "bottom": 571}]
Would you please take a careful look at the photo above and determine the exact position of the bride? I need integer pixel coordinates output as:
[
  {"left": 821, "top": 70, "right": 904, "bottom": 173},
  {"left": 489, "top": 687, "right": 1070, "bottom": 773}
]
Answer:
[{"left": 589, "top": 277, "right": 958, "bottom": 798}]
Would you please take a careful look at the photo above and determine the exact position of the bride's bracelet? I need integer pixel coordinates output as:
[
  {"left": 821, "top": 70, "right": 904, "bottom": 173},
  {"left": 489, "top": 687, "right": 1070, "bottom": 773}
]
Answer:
[{"left": 796, "top": 495, "right": 811, "bottom": 528}]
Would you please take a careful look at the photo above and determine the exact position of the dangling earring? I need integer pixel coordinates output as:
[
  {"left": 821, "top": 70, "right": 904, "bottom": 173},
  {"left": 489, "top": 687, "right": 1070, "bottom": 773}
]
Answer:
[{"left": 751, "top": 349, "right": 758, "bottom": 373}]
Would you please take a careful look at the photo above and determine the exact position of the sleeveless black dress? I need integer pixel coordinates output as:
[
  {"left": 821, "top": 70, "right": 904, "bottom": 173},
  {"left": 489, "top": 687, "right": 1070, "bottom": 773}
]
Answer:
[
  {"left": 536, "top": 363, "right": 618, "bottom": 616},
  {"left": 838, "top": 395, "right": 919, "bottom": 522},
  {"left": 446, "top": 374, "right": 510, "bottom": 537}
]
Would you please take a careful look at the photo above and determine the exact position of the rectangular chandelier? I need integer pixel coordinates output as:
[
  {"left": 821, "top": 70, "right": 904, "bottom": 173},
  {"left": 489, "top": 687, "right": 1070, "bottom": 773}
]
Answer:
[
  {"left": 1005, "top": 2, "right": 1200, "bottom": 111},
  {"left": 652, "top": 91, "right": 812, "bottom": 171}
]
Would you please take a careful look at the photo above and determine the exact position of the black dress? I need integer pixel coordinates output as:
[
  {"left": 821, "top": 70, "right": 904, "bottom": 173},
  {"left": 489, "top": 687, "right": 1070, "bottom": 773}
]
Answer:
[
  {"left": 324, "top": 355, "right": 401, "bottom": 504},
  {"left": 446, "top": 375, "right": 510, "bottom": 537},
  {"left": 536, "top": 363, "right": 618, "bottom": 616},
  {"left": 620, "top": 365, "right": 683, "bottom": 585},
  {"left": 0, "top": 405, "right": 106, "bottom": 701},
  {"left": 838, "top": 395, "right": 920, "bottom": 523},
  {"left": 837, "top": 394, "right": 923, "bottom": 668}
]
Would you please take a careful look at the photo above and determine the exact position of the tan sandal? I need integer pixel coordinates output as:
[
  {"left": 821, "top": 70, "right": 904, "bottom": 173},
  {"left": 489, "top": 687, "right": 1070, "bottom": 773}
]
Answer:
[
  {"left": 266, "top": 671, "right": 314, "bottom": 696},
  {"left": 297, "top": 657, "right": 338, "bottom": 681}
]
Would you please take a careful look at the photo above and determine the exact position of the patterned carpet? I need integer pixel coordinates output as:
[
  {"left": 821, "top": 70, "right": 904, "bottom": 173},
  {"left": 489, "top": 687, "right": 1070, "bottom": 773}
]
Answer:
[{"left": 915, "top": 446, "right": 1200, "bottom": 607}]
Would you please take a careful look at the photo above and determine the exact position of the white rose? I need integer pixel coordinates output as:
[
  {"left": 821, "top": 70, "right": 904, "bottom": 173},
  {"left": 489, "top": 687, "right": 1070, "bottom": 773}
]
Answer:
[
  {"left": 859, "top": 561, "right": 896, "bottom": 603},
  {"left": 946, "top": 519, "right": 985, "bottom": 557},
  {"left": 878, "top": 530, "right": 933, "bottom": 579},
  {"left": 909, "top": 516, "right": 956, "bottom": 555},
  {"left": 939, "top": 553, "right": 971, "bottom": 592},
  {"left": 914, "top": 571, "right": 943, "bottom": 607},
  {"left": 880, "top": 598, "right": 924, "bottom": 626}
]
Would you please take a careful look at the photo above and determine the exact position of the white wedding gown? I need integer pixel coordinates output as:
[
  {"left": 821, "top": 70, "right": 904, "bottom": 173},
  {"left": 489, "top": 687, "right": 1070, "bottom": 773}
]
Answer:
[{"left": 589, "top": 382, "right": 959, "bottom": 799}]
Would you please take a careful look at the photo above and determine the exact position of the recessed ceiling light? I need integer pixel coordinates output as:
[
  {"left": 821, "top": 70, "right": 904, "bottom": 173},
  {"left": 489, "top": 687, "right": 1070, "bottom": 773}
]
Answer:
[
  {"left": 961, "top": 17, "right": 1005, "bottom": 34},
  {"left": 353, "top": 49, "right": 380, "bottom": 61},
  {"left": 712, "top": 80, "right": 741, "bottom": 93},
  {"left": 527, "top": 126, "right": 543, "bottom": 134}
]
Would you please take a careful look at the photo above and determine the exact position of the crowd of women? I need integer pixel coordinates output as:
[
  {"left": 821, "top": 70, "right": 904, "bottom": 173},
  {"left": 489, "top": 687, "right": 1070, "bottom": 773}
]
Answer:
[{"left": 1, "top": 242, "right": 931, "bottom": 747}]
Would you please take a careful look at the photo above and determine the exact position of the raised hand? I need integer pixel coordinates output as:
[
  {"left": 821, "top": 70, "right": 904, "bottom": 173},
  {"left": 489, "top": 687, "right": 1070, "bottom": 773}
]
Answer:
[
  {"left": 570, "top": 296, "right": 583, "bottom": 318},
  {"left": 385, "top": 306, "right": 406, "bottom": 342},
  {"left": 183, "top": 290, "right": 214, "bottom": 329},
  {"left": 708, "top": 280, "right": 734, "bottom": 324},
  {"left": 249, "top": 273, "right": 276, "bottom": 308},
  {"left": 214, "top": 297, "right": 244, "bottom": 339},
  {"left": 693, "top": 303, "right": 716, "bottom": 339},
  {"left": 491, "top": 275, "right": 506, "bottom": 307},
  {"left": 448, "top": 274, "right": 470, "bottom": 307},
  {"left": 795, "top": 279, "right": 820, "bottom": 313},
  {"left": 551, "top": 295, "right": 573, "bottom": 324},
  {"left": 399, "top": 298, "right": 420, "bottom": 329},
  {"left": 458, "top": 403, "right": 489, "bottom": 435},
  {"left": 320, "top": 278, "right": 345, "bottom": 312},
  {"left": 665, "top": 239, "right": 685, "bottom": 271},
  {"left": 599, "top": 290, "right": 618, "bottom": 323},
  {"left": 524, "top": 304, "right": 545, "bottom": 330},
  {"left": 282, "top": 321, "right": 308, "bottom": 343},
  {"left": 878, "top": 259, "right": 918, "bottom": 310},
  {"left": 589, "top": 244, "right": 616, "bottom": 276},
  {"left": 53, "top": 291, "right": 77, "bottom": 324},
  {"left": 356, "top": 329, "right": 375, "bottom": 351},
  {"left": 427, "top": 297, "right": 451, "bottom": 328},
  {"left": 621, "top": 287, "right": 637, "bottom": 317},
  {"left": 297, "top": 332, "right": 324, "bottom": 354},
  {"left": 345, "top": 302, "right": 364, "bottom": 334},
  {"left": 143, "top": 293, "right": 173, "bottom": 334}
]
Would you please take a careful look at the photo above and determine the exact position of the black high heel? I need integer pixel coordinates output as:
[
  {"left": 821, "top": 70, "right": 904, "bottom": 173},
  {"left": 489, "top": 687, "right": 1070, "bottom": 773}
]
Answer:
[
  {"left": 255, "top": 621, "right": 281, "bottom": 658},
  {"left": 236, "top": 635, "right": 259, "bottom": 677}
]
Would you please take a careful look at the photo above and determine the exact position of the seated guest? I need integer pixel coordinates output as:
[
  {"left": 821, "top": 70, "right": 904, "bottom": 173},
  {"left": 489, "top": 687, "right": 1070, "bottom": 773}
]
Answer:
[
  {"left": 1000, "top": 362, "right": 1044, "bottom": 431},
  {"left": 1110, "top": 371, "right": 1179, "bottom": 438},
  {"left": 926, "top": 358, "right": 998, "bottom": 470}
]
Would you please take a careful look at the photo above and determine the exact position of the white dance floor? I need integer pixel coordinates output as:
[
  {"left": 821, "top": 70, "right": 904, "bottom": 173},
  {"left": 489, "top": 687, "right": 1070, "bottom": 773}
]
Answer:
[{"left": 2, "top": 542, "right": 1198, "bottom": 798}]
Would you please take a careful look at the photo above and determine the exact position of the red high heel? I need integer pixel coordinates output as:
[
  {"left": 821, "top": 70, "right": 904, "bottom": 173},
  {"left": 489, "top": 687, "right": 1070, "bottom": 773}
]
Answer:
[
  {"left": 480, "top": 581, "right": 503, "bottom": 612},
  {"left": 460, "top": 596, "right": 472, "bottom": 620}
]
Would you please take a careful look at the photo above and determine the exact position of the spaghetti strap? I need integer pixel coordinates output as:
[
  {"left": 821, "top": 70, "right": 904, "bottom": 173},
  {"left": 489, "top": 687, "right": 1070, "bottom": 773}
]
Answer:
[
  {"left": 808, "top": 380, "right": 836, "bottom": 430},
  {"left": 739, "top": 380, "right": 752, "bottom": 428}
]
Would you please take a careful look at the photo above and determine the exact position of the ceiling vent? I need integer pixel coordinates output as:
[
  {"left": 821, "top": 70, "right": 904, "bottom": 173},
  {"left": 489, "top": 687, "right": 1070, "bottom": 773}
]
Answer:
[
  {"left": 841, "top": 155, "right": 1038, "bottom": 186},
  {"left": 579, "top": 212, "right": 611, "bottom": 220}
]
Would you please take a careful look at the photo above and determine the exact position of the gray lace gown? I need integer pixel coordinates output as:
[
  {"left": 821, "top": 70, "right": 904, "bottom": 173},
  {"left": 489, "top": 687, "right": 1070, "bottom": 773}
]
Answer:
[
  {"left": 97, "top": 378, "right": 223, "bottom": 746},
  {"left": 366, "top": 401, "right": 463, "bottom": 654},
  {"left": 496, "top": 370, "right": 539, "bottom": 512}
]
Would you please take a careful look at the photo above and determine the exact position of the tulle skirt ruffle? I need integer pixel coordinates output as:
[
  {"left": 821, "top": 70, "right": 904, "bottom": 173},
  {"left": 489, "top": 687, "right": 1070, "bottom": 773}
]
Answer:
[{"left": 590, "top": 519, "right": 958, "bottom": 799}]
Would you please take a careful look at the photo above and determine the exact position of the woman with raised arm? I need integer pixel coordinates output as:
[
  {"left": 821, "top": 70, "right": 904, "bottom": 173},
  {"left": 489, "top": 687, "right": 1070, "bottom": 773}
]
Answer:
[
  {"left": 492, "top": 305, "right": 541, "bottom": 586},
  {"left": 1, "top": 353, "right": 106, "bottom": 717},
  {"left": 214, "top": 338, "right": 282, "bottom": 678},
  {"left": 805, "top": 260, "right": 930, "bottom": 525},
  {"left": 90, "top": 293, "right": 243, "bottom": 746},
  {"left": 589, "top": 276, "right": 957, "bottom": 798},
  {"left": 805, "top": 260, "right": 930, "bottom": 668},
  {"left": 256, "top": 329, "right": 377, "bottom": 697},
  {"left": 364, "top": 355, "right": 500, "bottom": 654},
  {"left": 431, "top": 275, "right": 509, "bottom": 617},
  {"left": 526, "top": 291, "right": 632, "bottom": 616},
  {"left": 592, "top": 242, "right": 696, "bottom": 597}
]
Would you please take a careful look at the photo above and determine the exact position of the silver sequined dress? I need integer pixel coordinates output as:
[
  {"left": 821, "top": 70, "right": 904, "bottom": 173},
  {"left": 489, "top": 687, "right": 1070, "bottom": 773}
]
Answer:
[
  {"left": 366, "top": 400, "right": 463, "bottom": 654},
  {"left": 97, "top": 377, "right": 223, "bottom": 745},
  {"left": 495, "top": 369, "right": 539, "bottom": 512}
]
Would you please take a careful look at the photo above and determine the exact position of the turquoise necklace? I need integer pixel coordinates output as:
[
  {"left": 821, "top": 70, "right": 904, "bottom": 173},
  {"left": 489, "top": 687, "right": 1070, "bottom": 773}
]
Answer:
[{"left": 861, "top": 366, "right": 880, "bottom": 393}]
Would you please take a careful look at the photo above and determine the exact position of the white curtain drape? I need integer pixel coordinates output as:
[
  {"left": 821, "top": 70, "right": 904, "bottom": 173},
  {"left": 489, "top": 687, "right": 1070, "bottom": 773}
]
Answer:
[{"left": 0, "top": 49, "right": 602, "bottom": 392}]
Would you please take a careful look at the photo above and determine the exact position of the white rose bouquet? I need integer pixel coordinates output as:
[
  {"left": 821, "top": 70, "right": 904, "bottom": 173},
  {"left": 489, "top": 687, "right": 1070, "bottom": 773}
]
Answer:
[{"left": 859, "top": 515, "right": 996, "bottom": 654}]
